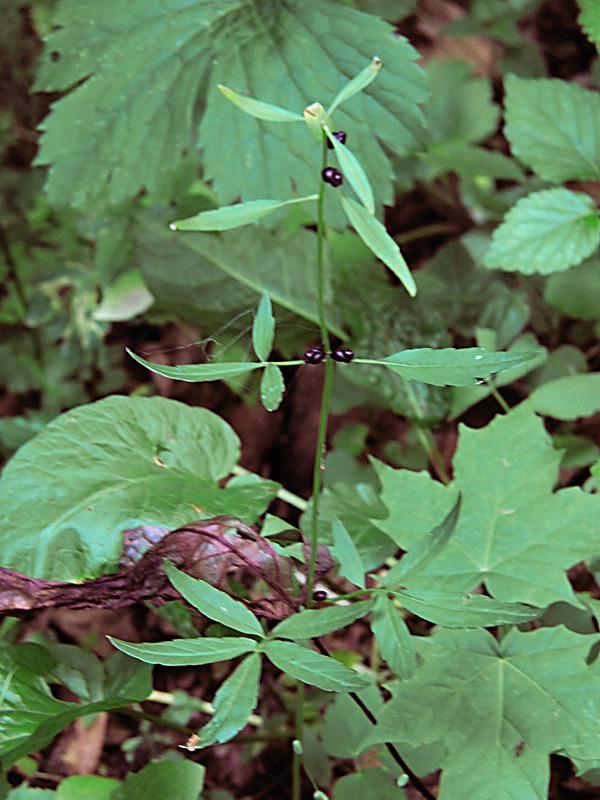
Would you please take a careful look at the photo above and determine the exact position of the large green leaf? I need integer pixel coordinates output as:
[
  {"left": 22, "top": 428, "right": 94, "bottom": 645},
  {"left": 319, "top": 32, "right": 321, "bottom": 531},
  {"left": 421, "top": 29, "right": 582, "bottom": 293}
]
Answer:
[
  {"left": 35, "top": 0, "right": 426, "bottom": 210},
  {"left": 372, "top": 405, "right": 600, "bottom": 607},
  {"left": 367, "top": 627, "right": 600, "bottom": 800},
  {"left": 108, "top": 636, "right": 258, "bottom": 666},
  {"left": 360, "top": 347, "right": 539, "bottom": 386},
  {"left": 544, "top": 255, "right": 600, "bottom": 320},
  {"left": 503, "top": 75, "right": 600, "bottom": 181},
  {"left": 0, "top": 396, "right": 277, "bottom": 580},
  {"left": 264, "top": 640, "right": 371, "bottom": 691},
  {"left": 112, "top": 759, "right": 205, "bottom": 800},
  {"left": 483, "top": 188, "right": 600, "bottom": 275},
  {"left": 528, "top": 373, "right": 600, "bottom": 420}
]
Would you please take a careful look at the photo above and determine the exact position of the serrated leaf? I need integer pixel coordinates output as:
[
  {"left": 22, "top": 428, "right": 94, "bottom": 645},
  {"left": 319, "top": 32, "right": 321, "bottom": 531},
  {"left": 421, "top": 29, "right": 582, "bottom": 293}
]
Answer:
[
  {"left": 171, "top": 196, "right": 318, "bottom": 232},
  {"left": 127, "top": 348, "right": 262, "bottom": 382},
  {"left": 579, "top": 0, "right": 600, "bottom": 50},
  {"left": 112, "top": 761, "right": 205, "bottom": 800},
  {"left": 264, "top": 640, "right": 370, "bottom": 691},
  {"left": 328, "top": 56, "right": 383, "bottom": 114},
  {"left": 483, "top": 188, "right": 600, "bottom": 275},
  {"left": 363, "top": 347, "right": 539, "bottom": 386},
  {"left": 386, "top": 494, "right": 461, "bottom": 586},
  {"left": 504, "top": 75, "right": 600, "bottom": 181},
  {"left": 370, "top": 595, "right": 415, "bottom": 679},
  {"left": 270, "top": 601, "right": 374, "bottom": 640},
  {"left": 35, "top": 1, "right": 426, "bottom": 211},
  {"left": 259, "top": 363, "right": 285, "bottom": 412},
  {"left": 252, "top": 293, "right": 275, "bottom": 362},
  {"left": 325, "top": 126, "right": 375, "bottom": 214},
  {"left": 529, "top": 373, "right": 600, "bottom": 420},
  {"left": 332, "top": 518, "right": 366, "bottom": 588},
  {"left": 373, "top": 405, "right": 600, "bottom": 608},
  {"left": 108, "top": 636, "right": 257, "bottom": 666},
  {"left": 165, "top": 562, "right": 264, "bottom": 637},
  {"left": 218, "top": 84, "right": 304, "bottom": 121},
  {"left": 392, "top": 589, "right": 540, "bottom": 628},
  {"left": 196, "top": 653, "right": 261, "bottom": 746},
  {"left": 0, "top": 397, "right": 276, "bottom": 580},
  {"left": 367, "top": 627, "right": 600, "bottom": 800},
  {"left": 340, "top": 195, "right": 416, "bottom": 296}
]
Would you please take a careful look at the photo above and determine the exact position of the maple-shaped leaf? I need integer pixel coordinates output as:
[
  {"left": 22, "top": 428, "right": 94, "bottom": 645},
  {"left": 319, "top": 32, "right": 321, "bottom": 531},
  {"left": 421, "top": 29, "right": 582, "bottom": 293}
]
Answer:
[
  {"left": 34, "top": 0, "right": 426, "bottom": 210},
  {"left": 372, "top": 405, "right": 600, "bottom": 607},
  {"left": 366, "top": 626, "right": 600, "bottom": 800}
]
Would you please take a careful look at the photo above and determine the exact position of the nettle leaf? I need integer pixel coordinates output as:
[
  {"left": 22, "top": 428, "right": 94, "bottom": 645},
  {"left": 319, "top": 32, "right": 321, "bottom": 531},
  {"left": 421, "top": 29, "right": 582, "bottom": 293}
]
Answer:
[
  {"left": 579, "top": 0, "right": 600, "bottom": 50},
  {"left": 339, "top": 195, "right": 416, "bottom": 296},
  {"left": 0, "top": 396, "right": 277, "bottom": 580},
  {"left": 252, "top": 293, "right": 275, "bottom": 362},
  {"left": 165, "top": 562, "right": 264, "bottom": 637},
  {"left": 367, "top": 627, "right": 600, "bottom": 800},
  {"left": 372, "top": 405, "right": 600, "bottom": 607},
  {"left": 359, "top": 347, "right": 538, "bottom": 386},
  {"left": 483, "top": 188, "right": 600, "bottom": 275},
  {"left": 108, "top": 636, "right": 257, "bottom": 666},
  {"left": 260, "top": 363, "right": 285, "bottom": 412},
  {"left": 127, "top": 349, "right": 263, "bottom": 383},
  {"left": 264, "top": 640, "right": 370, "bottom": 692},
  {"left": 529, "top": 373, "right": 600, "bottom": 420},
  {"left": 332, "top": 517, "right": 366, "bottom": 588},
  {"left": 504, "top": 75, "right": 600, "bottom": 181},
  {"left": 171, "top": 196, "right": 318, "bottom": 232},
  {"left": 36, "top": 0, "right": 426, "bottom": 210},
  {"left": 196, "top": 653, "right": 262, "bottom": 747},
  {"left": 370, "top": 595, "right": 416, "bottom": 680},
  {"left": 271, "top": 601, "right": 373, "bottom": 641}
]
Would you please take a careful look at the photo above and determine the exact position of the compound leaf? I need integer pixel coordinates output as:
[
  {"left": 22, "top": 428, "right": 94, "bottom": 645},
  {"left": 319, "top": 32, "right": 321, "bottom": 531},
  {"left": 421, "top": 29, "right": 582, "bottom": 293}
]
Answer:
[
  {"left": 108, "top": 636, "right": 257, "bottom": 666},
  {"left": 332, "top": 517, "right": 366, "bottom": 588},
  {"left": 484, "top": 188, "right": 600, "bottom": 275},
  {"left": 504, "top": 75, "right": 600, "bottom": 181},
  {"left": 264, "top": 640, "right": 370, "bottom": 691},
  {"left": 270, "top": 601, "right": 374, "bottom": 640},
  {"left": 370, "top": 595, "right": 416, "bottom": 680},
  {"left": 367, "top": 626, "right": 600, "bottom": 800}
]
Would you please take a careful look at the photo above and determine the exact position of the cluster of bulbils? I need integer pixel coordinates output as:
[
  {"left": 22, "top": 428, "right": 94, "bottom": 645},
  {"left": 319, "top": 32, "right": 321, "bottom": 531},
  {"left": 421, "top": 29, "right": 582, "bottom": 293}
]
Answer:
[
  {"left": 321, "top": 130, "right": 347, "bottom": 187},
  {"left": 303, "top": 347, "right": 355, "bottom": 364}
]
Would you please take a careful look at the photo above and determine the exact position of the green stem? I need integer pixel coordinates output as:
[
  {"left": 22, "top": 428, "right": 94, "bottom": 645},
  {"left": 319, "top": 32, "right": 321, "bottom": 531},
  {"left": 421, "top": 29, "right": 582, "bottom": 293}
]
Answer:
[
  {"left": 485, "top": 378, "right": 511, "bottom": 413},
  {"left": 394, "top": 221, "right": 458, "bottom": 247},
  {"left": 291, "top": 683, "right": 305, "bottom": 800},
  {"left": 231, "top": 465, "right": 308, "bottom": 511}
]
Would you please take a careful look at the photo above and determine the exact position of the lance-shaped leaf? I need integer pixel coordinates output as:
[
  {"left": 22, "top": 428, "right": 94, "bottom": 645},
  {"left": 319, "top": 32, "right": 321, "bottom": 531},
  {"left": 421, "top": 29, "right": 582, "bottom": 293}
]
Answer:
[
  {"left": 324, "top": 125, "right": 375, "bottom": 214},
  {"left": 127, "top": 348, "right": 262, "bottom": 383},
  {"left": 340, "top": 195, "right": 416, "bottom": 296},
  {"left": 165, "top": 561, "right": 264, "bottom": 637},
  {"left": 328, "top": 56, "right": 383, "bottom": 114},
  {"left": 370, "top": 594, "right": 416, "bottom": 680},
  {"left": 333, "top": 518, "right": 366, "bottom": 589},
  {"left": 357, "top": 347, "right": 539, "bottom": 386},
  {"left": 260, "top": 363, "right": 285, "bottom": 412},
  {"left": 252, "top": 292, "right": 275, "bottom": 362},
  {"left": 263, "top": 640, "right": 370, "bottom": 692},
  {"left": 392, "top": 589, "right": 541, "bottom": 628},
  {"left": 386, "top": 495, "right": 462, "bottom": 587},
  {"left": 270, "top": 600, "right": 374, "bottom": 640},
  {"left": 108, "top": 636, "right": 257, "bottom": 666},
  {"left": 196, "top": 652, "right": 262, "bottom": 747},
  {"left": 170, "top": 195, "right": 318, "bottom": 232},
  {"left": 218, "top": 84, "right": 304, "bottom": 122}
]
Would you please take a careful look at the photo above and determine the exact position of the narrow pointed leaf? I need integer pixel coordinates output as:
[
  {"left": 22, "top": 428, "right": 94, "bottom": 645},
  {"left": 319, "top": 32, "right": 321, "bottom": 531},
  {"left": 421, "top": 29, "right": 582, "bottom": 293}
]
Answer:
[
  {"left": 370, "top": 595, "right": 416, "bottom": 679},
  {"left": 328, "top": 57, "right": 383, "bottom": 114},
  {"left": 386, "top": 495, "right": 462, "bottom": 587},
  {"left": 108, "top": 636, "right": 257, "bottom": 666},
  {"left": 127, "top": 349, "right": 262, "bottom": 383},
  {"left": 196, "top": 653, "right": 262, "bottom": 747},
  {"left": 304, "top": 101, "right": 331, "bottom": 141},
  {"left": 392, "top": 589, "right": 541, "bottom": 628},
  {"left": 260, "top": 362, "right": 285, "bottom": 412},
  {"left": 340, "top": 195, "right": 416, "bottom": 296},
  {"left": 333, "top": 518, "right": 366, "bottom": 588},
  {"left": 264, "top": 640, "right": 370, "bottom": 692},
  {"left": 218, "top": 85, "right": 304, "bottom": 122},
  {"left": 358, "top": 347, "right": 539, "bottom": 386},
  {"left": 171, "top": 195, "right": 318, "bottom": 232},
  {"left": 165, "top": 561, "right": 263, "bottom": 637},
  {"left": 325, "top": 126, "right": 374, "bottom": 214},
  {"left": 271, "top": 600, "right": 374, "bottom": 640},
  {"left": 252, "top": 292, "right": 275, "bottom": 362}
]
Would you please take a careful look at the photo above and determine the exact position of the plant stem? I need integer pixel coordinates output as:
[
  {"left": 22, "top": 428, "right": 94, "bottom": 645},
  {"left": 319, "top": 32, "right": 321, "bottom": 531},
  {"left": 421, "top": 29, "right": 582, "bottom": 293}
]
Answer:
[
  {"left": 291, "top": 683, "right": 305, "bottom": 800},
  {"left": 231, "top": 465, "right": 308, "bottom": 511},
  {"left": 485, "top": 378, "right": 511, "bottom": 413},
  {"left": 306, "top": 135, "right": 334, "bottom": 606},
  {"left": 403, "top": 378, "right": 450, "bottom": 485},
  {"left": 394, "top": 220, "right": 458, "bottom": 247}
]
